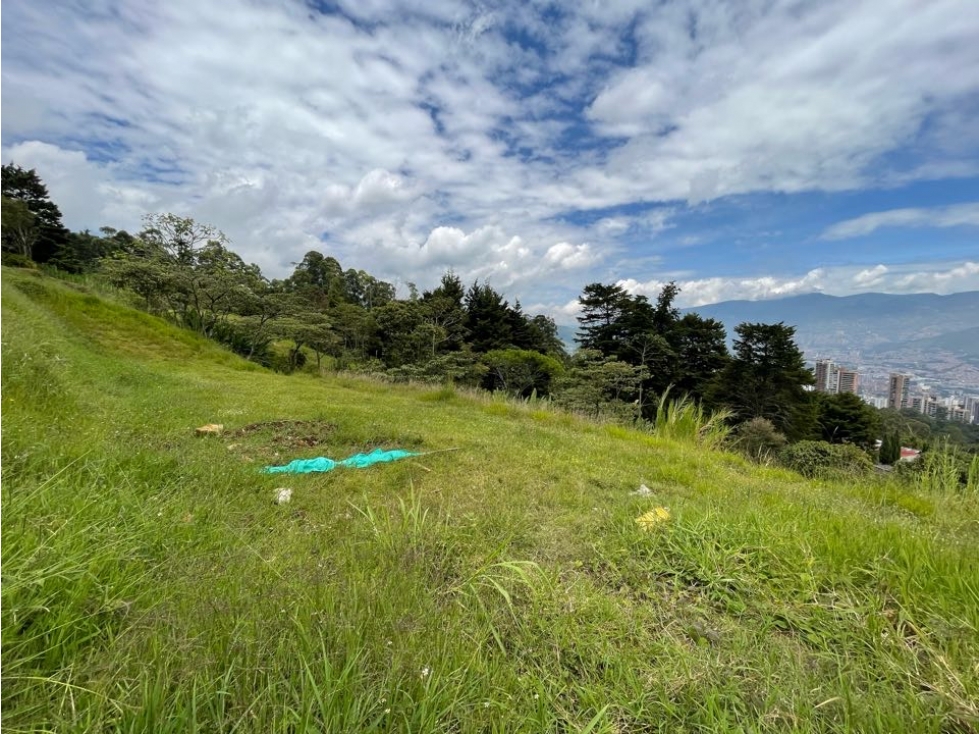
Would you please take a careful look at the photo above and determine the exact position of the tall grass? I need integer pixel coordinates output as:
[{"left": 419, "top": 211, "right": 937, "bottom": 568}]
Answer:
[
  {"left": 649, "top": 386, "right": 733, "bottom": 448},
  {"left": 917, "top": 438, "right": 967, "bottom": 494}
]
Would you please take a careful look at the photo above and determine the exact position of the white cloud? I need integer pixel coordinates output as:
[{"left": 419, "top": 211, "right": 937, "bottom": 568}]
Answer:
[
  {"left": 2, "top": 0, "right": 978, "bottom": 308},
  {"left": 620, "top": 269, "right": 829, "bottom": 307},
  {"left": 617, "top": 261, "right": 979, "bottom": 309},
  {"left": 322, "top": 169, "right": 417, "bottom": 216},
  {"left": 822, "top": 202, "right": 979, "bottom": 239},
  {"left": 543, "top": 242, "right": 599, "bottom": 270},
  {"left": 853, "top": 264, "right": 889, "bottom": 287}
]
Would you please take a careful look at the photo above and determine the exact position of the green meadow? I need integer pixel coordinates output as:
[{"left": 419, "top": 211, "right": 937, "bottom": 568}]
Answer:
[{"left": 2, "top": 267, "right": 977, "bottom": 733}]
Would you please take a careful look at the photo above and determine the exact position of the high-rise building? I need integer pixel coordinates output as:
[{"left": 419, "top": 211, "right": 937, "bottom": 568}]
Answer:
[
  {"left": 814, "top": 359, "right": 859, "bottom": 394},
  {"left": 888, "top": 374, "right": 910, "bottom": 410},
  {"left": 814, "top": 359, "right": 835, "bottom": 393},
  {"left": 837, "top": 368, "right": 859, "bottom": 394}
]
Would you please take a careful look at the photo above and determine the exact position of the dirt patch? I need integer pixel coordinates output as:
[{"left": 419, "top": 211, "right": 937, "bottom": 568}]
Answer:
[{"left": 230, "top": 420, "right": 337, "bottom": 449}]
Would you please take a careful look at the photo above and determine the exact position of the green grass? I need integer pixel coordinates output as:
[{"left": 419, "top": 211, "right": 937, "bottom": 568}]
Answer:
[{"left": 3, "top": 267, "right": 978, "bottom": 733}]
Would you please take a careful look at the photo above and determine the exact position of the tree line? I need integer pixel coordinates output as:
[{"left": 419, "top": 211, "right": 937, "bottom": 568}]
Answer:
[{"left": 1, "top": 163, "right": 921, "bottom": 460}]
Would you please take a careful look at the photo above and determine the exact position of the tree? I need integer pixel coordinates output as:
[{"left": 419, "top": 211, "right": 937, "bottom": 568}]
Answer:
[
  {"left": 481, "top": 349, "right": 564, "bottom": 397},
  {"left": 281, "top": 313, "right": 337, "bottom": 372},
  {"left": 879, "top": 432, "right": 901, "bottom": 465},
  {"left": 651, "top": 281, "right": 681, "bottom": 334},
  {"left": 815, "top": 392, "right": 881, "bottom": 449},
  {"left": 101, "top": 214, "right": 263, "bottom": 338},
  {"left": 373, "top": 300, "right": 430, "bottom": 367},
  {"left": 1, "top": 164, "right": 69, "bottom": 262},
  {"left": 287, "top": 251, "right": 346, "bottom": 308},
  {"left": 671, "top": 313, "right": 729, "bottom": 400},
  {"left": 575, "top": 283, "right": 631, "bottom": 355},
  {"left": 139, "top": 212, "right": 225, "bottom": 265},
  {"left": 526, "top": 314, "right": 567, "bottom": 359},
  {"left": 422, "top": 271, "right": 468, "bottom": 353},
  {"left": 624, "top": 331, "right": 676, "bottom": 413},
  {"left": 553, "top": 349, "right": 649, "bottom": 422},
  {"left": 52, "top": 229, "right": 128, "bottom": 273},
  {"left": 237, "top": 288, "right": 298, "bottom": 360},
  {"left": 710, "top": 322, "right": 816, "bottom": 440},
  {"left": 465, "top": 281, "right": 512, "bottom": 352},
  {"left": 1, "top": 197, "right": 39, "bottom": 258}
]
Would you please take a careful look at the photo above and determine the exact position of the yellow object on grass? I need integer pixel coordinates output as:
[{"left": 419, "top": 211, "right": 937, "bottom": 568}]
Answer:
[{"left": 635, "top": 507, "right": 671, "bottom": 530}]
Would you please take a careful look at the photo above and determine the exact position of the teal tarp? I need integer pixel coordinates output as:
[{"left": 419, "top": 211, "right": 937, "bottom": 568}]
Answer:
[{"left": 263, "top": 448, "right": 421, "bottom": 474}]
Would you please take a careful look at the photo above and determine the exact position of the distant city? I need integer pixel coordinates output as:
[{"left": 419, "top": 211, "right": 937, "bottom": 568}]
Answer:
[{"left": 810, "top": 358, "right": 979, "bottom": 424}]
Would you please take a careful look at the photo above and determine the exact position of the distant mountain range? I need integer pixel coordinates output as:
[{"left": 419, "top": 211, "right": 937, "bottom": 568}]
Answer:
[{"left": 557, "top": 291, "right": 979, "bottom": 390}]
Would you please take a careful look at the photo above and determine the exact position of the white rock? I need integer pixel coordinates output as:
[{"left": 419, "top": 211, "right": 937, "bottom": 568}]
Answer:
[
  {"left": 274, "top": 488, "right": 293, "bottom": 505},
  {"left": 630, "top": 484, "right": 653, "bottom": 497}
]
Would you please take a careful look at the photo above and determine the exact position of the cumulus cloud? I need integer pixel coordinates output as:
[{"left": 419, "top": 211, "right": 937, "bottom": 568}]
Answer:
[
  {"left": 2, "top": 0, "right": 978, "bottom": 306},
  {"left": 822, "top": 203, "right": 979, "bottom": 239},
  {"left": 322, "top": 169, "right": 417, "bottom": 216},
  {"left": 543, "top": 242, "right": 599, "bottom": 270},
  {"left": 853, "top": 264, "right": 889, "bottom": 287}
]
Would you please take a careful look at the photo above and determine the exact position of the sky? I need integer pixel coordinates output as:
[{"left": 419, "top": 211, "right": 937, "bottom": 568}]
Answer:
[{"left": 2, "top": 0, "right": 978, "bottom": 320}]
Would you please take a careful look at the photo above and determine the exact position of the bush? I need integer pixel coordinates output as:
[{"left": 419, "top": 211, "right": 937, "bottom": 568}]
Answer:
[
  {"left": 2, "top": 252, "right": 38, "bottom": 269},
  {"left": 779, "top": 440, "right": 873, "bottom": 479},
  {"left": 733, "top": 417, "right": 787, "bottom": 461}
]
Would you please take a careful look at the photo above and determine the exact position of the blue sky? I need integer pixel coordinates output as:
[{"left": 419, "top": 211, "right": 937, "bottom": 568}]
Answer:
[{"left": 2, "top": 0, "right": 978, "bottom": 318}]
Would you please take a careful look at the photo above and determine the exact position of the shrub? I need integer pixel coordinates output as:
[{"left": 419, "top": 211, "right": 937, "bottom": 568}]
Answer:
[
  {"left": 733, "top": 417, "right": 787, "bottom": 461},
  {"left": 779, "top": 440, "right": 873, "bottom": 479},
  {"left": 2, "top": 252, "right": 38, "bottom": 269}
]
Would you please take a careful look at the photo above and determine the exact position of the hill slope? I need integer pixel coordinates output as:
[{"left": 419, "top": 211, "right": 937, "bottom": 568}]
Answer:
[{"left": 3, "top": 269, "right": 978, "bottom": 733}]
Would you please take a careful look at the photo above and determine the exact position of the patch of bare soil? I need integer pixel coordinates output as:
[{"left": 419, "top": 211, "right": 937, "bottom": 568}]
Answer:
[{"left": 230, "top": 420, "right": 337, "bottom": 449}]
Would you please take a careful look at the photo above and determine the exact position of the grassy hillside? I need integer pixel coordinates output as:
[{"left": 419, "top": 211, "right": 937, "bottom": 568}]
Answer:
[{"left": 3, "top": 267, "right": 978, "bottom": 733}]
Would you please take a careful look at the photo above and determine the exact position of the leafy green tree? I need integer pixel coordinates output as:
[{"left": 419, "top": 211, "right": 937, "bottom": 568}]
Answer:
[
  {"left": 815, "top": 392, "right": 881, "bottom": 449},
  {"left": 328, "top": 303, "right": 379, "bottom": 365},
  {"left": 102, "top": 214, "right": 263, "bottom": 338},
  {"left": 236, "top": 288, "right": 298, "bottom": 360},
  {"left": 1, "top": 165, "right": 69, "bottom": 262},
  {"left": 343, "top": 268, "right": 395, "bottom": 309},
  {"left": 526, "top": 314, "right": 567, "bottom": 359},
  {"left": 651, "top": 281, "right": 681, "bottom": 334},
  {"left": 287, "top": 251, "right": 347, "bottom": 308},
  {"left": 624, "top": 330, "right": 676, "bottom": 405},
  {"left": 285, "top": 313, "right": 337, "bottom": 372},
  {"left": 710, "top": 322, "right": 816, "bottom": 440},
  {"left": 1, "top": 196, "right": 39, "bottom": 258},
  {"left": 554, "top": 349, "right": 649, "bottom": 421},
  {"left": 481, "top": 349, "right": 564, "bottom": 397},
  {"left": 374, "top": 300, "right": 431, "bottom": 367},
  {"left": 51, "top": 229, "right": 127, "bottom": 273},
  {"left": 422, "top": 271, "right": 468, "bottom": 352},
  {"left": 671, "top": 313, "right": 729, "bottom": 400}
]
